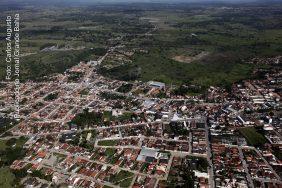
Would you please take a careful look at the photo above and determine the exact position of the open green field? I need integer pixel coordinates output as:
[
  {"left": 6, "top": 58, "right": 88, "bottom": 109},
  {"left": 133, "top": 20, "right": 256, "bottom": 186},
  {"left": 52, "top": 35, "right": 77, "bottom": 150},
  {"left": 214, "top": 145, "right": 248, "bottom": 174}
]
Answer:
[
  {"left": 0, "top": 167, "right": 16, "bottom": 188},
  {"left": 239, "top": 127, "right": 267, "bottom": 146},
  {"left": 97, "top": 140, "right": 117, "bottom": 146}
]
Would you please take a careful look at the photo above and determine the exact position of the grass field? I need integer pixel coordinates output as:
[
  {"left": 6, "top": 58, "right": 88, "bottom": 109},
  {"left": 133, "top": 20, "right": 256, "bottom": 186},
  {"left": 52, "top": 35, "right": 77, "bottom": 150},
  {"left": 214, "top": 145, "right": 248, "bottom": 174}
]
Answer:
[
  {"left": 239, "top": 127, "right": 267, "bottom": 146},
  {"left": 105, "top": 148, "right": 116, "bottom": 157},
  {"left": 0, "top": 167, "right": 16, "bottom": 188},
  {"left": 97, "top": 140, "right": 117, "bottom": 146}
]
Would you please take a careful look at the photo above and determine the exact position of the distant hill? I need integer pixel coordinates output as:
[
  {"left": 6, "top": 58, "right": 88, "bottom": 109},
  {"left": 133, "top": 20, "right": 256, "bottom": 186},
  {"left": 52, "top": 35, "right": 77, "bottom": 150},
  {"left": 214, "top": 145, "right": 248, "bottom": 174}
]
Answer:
[{"left": 1, "top": 0, "right": 282, "bottom": 6}]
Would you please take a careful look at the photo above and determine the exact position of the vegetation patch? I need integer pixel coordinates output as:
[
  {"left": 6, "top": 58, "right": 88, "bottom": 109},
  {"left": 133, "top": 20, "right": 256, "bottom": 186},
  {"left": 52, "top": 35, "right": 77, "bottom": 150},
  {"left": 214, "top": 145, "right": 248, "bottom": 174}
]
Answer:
[
  {"left": 110, "top": 170, "right": 134, "bottom": 188},
  {"left": 0, "top": 137, "right": 28, "bottom": 187},
  {"left": 239, "top": 127, "right": 267, "bottom": 146},
  {"left": 44, "top": 92, "right": 59, "bottom": 101},
  {"left": 0, "top": 118, "right": 16, "bottom": 136},
  {"left": 70, "top": 109, "right": 103, "bottom": 129},
  {"left": 105, "top": 148, "right": 116, "bottom": 157},
  {"left": 100, "top": 92, "right": 128, "bottom": 100},
  {"left": 100, "top": 50, "right": 254, "bottom": 91},
  {"left": 0, "top": 137, "right": 28, "bottom": 167},
  {"left": 117, "top": 84, "right": 133, "bottom": 93},
  {"left": 0, "top": 167, "right": 16, "bottom": 188},
  {"left": 97, "top": 140, "right": 117, "bottom": 146}
]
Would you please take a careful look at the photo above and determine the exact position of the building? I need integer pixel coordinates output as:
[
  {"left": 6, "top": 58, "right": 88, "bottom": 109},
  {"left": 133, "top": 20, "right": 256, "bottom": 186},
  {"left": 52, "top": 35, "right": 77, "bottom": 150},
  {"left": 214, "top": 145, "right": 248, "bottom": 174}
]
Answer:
[{"left": 148, "top": 81, "right": 165, "bottom": 89}]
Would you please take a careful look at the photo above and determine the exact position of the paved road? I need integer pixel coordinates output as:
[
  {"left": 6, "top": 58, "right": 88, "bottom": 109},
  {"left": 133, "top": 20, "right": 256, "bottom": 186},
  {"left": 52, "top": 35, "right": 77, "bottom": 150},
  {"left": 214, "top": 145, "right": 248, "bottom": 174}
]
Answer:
[
  {"left": 253, "top": 177, "right": 282, "bottom": 185},
  {"left": 238, "top": 146, "right": 254, "bottom": 188},
  {"left": 188, "top": 131, "right": 192, "bottom": 154},
  {"left": 254, "top": 148, "right": 281, "bottom": 181},
  {"left": 23, "top": 159, "right": 118, "bottom": 188},
  {"left": 204, "top": 118, "right": 215, "bottom": 188}
]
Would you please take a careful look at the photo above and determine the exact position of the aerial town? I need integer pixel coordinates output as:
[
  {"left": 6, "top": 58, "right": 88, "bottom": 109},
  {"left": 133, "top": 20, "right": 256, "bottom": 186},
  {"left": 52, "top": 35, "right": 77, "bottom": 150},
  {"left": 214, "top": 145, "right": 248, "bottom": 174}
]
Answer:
[{"left": 0, "top": 0, "right": 282, "bottom": 188}]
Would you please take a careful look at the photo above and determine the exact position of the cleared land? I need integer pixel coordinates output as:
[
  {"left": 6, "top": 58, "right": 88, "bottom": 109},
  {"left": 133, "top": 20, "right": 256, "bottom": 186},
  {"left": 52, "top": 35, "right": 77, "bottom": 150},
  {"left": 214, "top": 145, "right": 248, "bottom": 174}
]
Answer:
[{"left": 172, "top": 51, "right": 209, "bottom": 64}]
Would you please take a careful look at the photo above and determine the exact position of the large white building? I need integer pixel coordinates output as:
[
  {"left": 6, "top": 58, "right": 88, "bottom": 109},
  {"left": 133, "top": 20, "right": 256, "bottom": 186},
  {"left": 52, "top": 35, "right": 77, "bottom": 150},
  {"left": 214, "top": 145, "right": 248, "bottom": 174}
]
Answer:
[{"left": 148, "top": 81, "right": 165, "bottom": 89}]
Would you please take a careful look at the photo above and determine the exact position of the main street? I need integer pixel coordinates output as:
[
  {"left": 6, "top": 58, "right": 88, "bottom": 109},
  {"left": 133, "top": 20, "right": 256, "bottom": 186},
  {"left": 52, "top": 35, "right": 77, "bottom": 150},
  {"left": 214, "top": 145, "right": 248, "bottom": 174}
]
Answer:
[{"left": 204, "top": 117, "right": 215, "bottom": 188}]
